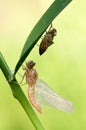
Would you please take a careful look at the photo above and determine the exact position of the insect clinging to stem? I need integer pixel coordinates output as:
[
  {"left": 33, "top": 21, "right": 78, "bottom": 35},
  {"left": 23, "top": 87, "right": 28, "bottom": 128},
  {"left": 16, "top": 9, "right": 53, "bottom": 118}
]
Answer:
[
  {"left": 20, "top": 60, "right": 73, "bottom": 113},
  {"left": 39, "top": 24, "right": 57, "bottom": 55},
  {"left": 20, "top": 60, "right": 42, "bottom": 113}
]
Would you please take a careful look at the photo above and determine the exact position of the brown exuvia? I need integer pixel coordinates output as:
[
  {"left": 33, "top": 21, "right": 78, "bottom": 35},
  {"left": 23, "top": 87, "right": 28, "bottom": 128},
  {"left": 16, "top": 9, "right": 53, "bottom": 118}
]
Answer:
[{"left": 39, "top": 24, "right": 57, "bottom": 55}]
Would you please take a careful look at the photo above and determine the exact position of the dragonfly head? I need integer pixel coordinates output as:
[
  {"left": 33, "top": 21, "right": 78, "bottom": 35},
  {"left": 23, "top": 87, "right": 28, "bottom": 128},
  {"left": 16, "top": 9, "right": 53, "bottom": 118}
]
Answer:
[{"left": 26, "top": 60, "right": 36, "bottom": 69}]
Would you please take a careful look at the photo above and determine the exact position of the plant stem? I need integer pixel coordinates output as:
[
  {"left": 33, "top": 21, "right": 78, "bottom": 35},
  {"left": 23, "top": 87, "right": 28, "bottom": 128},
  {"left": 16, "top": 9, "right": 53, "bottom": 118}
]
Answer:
[{"left": 0, "top": 52, "right": 44, "bottom": 130}]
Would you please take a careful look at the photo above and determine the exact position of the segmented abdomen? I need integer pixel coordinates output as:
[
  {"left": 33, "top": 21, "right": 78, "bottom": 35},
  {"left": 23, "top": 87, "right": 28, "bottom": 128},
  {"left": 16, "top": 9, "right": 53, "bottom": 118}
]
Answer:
[
  {"left": 28, "top": 86, "right": 42, "bottom": 113},
  {"left": 26, "top": 68, "right": 42, "bottom": 113}
]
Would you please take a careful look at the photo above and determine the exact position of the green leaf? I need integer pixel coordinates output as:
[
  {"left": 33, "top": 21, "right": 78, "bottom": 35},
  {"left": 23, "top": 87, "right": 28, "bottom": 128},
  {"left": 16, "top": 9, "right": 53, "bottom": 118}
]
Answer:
[
  {"left": 14, "top": 0, "right": 72, "bottom": 75},
  {"left": 0, "top": 52, "right": 45, "bottom": 130}
]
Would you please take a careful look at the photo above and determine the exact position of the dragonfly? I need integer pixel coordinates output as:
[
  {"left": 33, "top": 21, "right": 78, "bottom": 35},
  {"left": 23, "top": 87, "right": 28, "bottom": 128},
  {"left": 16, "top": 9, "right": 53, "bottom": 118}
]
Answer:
[
  {"left": 39, "top": 24, "right": 57, "bottom": 55},
  {"left": 22, "top": 60, "right": 73, "bottom": 113}
]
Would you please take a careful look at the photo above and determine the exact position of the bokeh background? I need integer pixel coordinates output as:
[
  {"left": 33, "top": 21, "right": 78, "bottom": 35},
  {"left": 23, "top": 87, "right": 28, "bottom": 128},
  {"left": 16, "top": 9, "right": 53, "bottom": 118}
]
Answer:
[{"left": 0, "top": 0, "right": 86, "bottom": 130}]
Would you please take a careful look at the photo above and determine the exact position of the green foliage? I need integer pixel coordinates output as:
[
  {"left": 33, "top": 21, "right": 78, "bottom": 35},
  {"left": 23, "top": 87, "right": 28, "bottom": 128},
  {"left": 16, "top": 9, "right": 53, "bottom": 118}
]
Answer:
[
  {"left": 14, "top": 0, "right": 72, "bottom": 76},
  {"left": 0, "top": 0, "right": 72, "bottom": 130}
]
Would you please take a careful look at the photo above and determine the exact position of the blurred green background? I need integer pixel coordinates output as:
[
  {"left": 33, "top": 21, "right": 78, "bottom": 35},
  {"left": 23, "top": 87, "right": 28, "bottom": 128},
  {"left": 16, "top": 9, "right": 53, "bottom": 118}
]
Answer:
[{"left": 0, "top": 0, "right": 86, "bottom": 130}]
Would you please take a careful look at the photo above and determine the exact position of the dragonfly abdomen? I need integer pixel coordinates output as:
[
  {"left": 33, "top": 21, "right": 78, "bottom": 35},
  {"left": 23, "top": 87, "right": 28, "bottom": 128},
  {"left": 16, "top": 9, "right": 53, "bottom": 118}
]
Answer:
[{"left": 28, "top": 85, "right": 42, "bottom": 113}]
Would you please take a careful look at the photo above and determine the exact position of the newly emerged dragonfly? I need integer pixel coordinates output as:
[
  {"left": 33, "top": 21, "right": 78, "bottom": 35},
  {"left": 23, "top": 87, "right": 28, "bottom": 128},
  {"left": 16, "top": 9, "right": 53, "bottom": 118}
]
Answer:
[
  {"left": 22, "top": 60, "right": 73, "bottom": 113},
  {"left": 39, "top": 24, "right": 57, "bottom": 55}
]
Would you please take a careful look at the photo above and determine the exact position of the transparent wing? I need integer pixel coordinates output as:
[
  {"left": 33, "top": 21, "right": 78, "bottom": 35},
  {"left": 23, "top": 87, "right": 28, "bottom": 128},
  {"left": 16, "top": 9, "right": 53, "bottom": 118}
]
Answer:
[{"left": 35, "top": 79, "right": 73, "bottom": 112}]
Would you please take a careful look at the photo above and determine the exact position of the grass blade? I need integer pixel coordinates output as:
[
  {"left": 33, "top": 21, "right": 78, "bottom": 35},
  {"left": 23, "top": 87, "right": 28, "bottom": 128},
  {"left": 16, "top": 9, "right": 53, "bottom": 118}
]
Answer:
[{"left": 14, "top": 0, "right": 72, "bottom": 75}]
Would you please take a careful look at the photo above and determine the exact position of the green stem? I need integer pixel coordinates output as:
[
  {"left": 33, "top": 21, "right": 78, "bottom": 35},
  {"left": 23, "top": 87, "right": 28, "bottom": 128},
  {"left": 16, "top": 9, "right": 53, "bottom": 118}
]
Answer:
[{"left": 0, "top": 52, "right": 44, "bottom": 130}]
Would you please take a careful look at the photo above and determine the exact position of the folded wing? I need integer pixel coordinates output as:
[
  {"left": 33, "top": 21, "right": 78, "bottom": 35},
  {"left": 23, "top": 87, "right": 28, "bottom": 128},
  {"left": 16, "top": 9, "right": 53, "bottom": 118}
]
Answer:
[{"left": 35, "top": 79, "right": 73, "bottom": 112}]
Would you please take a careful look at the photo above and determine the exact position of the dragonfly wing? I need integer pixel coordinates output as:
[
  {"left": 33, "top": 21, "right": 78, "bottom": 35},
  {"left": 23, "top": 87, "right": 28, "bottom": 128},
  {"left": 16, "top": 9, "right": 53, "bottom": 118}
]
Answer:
[{"left": 35, "top": 79, "right": 73, "bottom": 112}]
